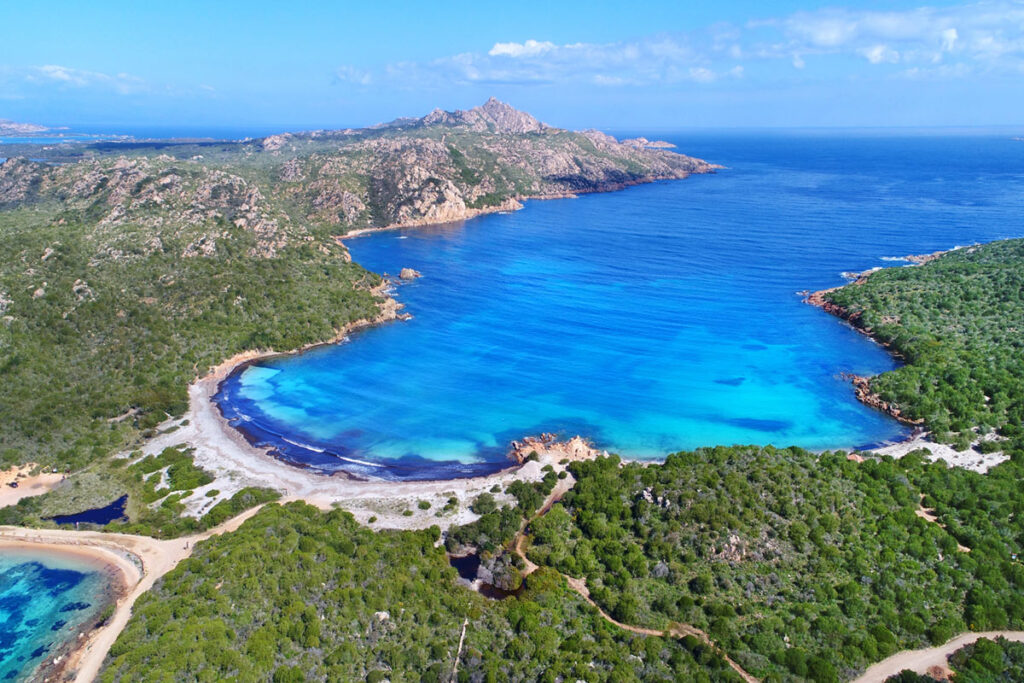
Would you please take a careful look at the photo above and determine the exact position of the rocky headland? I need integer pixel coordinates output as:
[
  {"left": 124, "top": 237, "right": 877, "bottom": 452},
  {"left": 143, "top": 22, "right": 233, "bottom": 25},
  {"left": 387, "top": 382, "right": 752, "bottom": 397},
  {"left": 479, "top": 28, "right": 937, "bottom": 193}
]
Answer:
[{"left": 0, "top": 98, "right": 717, "bottom": 262}]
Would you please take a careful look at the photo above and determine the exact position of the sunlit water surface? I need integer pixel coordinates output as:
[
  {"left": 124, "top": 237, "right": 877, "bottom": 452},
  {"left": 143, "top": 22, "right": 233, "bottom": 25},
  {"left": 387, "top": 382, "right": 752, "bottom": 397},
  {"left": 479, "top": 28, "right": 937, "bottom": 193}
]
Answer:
[{"left": 215, "top": 133, "right": 1024, "bottom": 479}]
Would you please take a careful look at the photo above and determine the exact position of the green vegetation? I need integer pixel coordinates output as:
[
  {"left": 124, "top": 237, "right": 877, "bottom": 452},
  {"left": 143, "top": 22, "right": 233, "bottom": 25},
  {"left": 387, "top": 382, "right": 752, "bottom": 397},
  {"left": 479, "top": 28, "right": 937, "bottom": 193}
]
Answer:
[
  {"left": 824, "top": 239, "right": 1024, "bottom": 446},
  {"left": 526, "top": 446, "right": 1024, "bottom": 682},
  {"left": 101, "top": 502, "right": 735, "bottom": 682},
  {"left": 0, "top": 100, "right": 706, "bottom": 476},
  {"left": 0, "top": 445, "right": 279, "bottom": 538},
  {"left": 448, "top": 472, "right": 558, "bottom": 554},
  {"left": 0, "top": 204, "right": 379, "bottom": 470}
]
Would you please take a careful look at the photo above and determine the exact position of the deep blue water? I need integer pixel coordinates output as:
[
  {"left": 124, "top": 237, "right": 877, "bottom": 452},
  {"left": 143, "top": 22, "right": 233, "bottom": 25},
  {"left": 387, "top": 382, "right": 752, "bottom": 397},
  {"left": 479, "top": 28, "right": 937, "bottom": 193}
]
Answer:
[
  {"left": 215, "top": 133, "right": 1024, "bottom": 480},
  {"left": 49, "top": 495, "right": 127, "bottom": 527},
  {"left": 0, "top": 550, "right": 107, "bottom": 682}
]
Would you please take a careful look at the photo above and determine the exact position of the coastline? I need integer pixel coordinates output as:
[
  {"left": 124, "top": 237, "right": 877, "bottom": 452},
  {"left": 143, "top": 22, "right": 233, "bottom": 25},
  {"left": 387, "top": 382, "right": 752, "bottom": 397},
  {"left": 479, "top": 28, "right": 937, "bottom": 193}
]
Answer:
[
  {"left": 802, "top": 253, "right": 935, "bottom": 426},
  {"left": 803, "top": 245, "right": 1012, "bottom": 473},
  {"left": 0, "top": 504, "right": 269, "bottom": 683},
  {"left": 336, "top": 169, "right": 718, "bottom": 241},
  {"left": 0, "top": 534, "right": 139, "bottom": 683}
]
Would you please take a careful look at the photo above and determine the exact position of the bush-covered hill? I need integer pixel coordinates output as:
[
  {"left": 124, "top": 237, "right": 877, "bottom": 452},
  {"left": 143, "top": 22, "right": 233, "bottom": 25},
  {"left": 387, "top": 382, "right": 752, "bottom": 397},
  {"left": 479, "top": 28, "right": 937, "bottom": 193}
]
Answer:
[
  {"left": 99, "top": 501, "right": 738, "bottom": 683},
  {"left": 0, "top": 99, "right": 714, "bottom": 469},
  {"left": 821, "top": 239, "right": 1024, "bottom": 447},
  {"left": 526, "top": 446, "right": 1024, "bottom": 682}
]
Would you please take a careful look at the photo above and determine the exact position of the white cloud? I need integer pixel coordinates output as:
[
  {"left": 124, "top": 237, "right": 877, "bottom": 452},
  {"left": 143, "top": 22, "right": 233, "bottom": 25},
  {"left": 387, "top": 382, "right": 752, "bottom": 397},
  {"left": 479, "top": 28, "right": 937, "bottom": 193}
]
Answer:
[
  {"left": 941, "top": 28, "right": 959, "bottom": 52},
  {"left": 333, "top": 2, "right": 1024, "bottom": 90},
  {"left": 28, "top": 65, "right": 146, "bottom": 94},
  {"left": 861, "top": 44, "right": 901, "bottom": 64},
  {"left": 489, "top": 40, "right": 556, "bottom": 58},
  {"left": 335, "top": 65, "right": 372, "bottom": 85}
]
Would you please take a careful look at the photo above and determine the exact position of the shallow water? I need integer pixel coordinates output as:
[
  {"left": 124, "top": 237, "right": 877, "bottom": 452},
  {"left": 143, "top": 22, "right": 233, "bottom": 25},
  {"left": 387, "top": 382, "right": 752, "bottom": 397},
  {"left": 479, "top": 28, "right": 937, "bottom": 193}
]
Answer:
[
  {"left": 0, "top": 550, "right": 108, "bottom": 682},
  {"left": 216, "top": 132, "right": 1024, "bottom": 479}
]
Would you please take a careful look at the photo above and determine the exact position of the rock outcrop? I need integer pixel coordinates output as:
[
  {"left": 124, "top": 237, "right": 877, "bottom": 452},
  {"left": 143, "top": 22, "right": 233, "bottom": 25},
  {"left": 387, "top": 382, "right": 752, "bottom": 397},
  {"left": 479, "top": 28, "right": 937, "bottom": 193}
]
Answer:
[
  {"left": 0, "top": 98, "right": 718, "bottom": 264},
  {"left": 509, "top": 434, "right": 604, "bottom": 463},
  {"left": 804, "top": 281, "right": 924, "bottom": 426}
]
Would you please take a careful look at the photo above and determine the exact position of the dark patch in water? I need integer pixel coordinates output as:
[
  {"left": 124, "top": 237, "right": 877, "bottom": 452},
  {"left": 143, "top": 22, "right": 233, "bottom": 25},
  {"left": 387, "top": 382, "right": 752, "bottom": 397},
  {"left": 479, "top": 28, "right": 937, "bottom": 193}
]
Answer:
[
  {"left": 50, "top": 620, "right": 66, "bottom": 631},
  {"left": 60, "top": 601, "right": 90, "bottom": 613},
  {"left": 49, "top": 495, "right": 128, "bottom": 526},
  {"left": 714, "top": 377, "right": 746, "bottom": 387},
  {"left": 29, "top": 644, "right": 48, "bottom": 658},
  {"left": 449, "top": 554, "right": 479, "bottom": 581},
  {"left": 719, "top": 416, "right": 792, "bottom": 432}
]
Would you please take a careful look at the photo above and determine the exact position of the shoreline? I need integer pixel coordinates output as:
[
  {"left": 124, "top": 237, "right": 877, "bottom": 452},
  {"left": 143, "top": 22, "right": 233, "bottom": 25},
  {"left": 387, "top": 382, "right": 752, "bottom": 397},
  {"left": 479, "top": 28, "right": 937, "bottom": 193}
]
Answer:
[
  {"left": 0, "top": 504, "right": 269, "bottom": 683},
  {"left": 198, "top": 235, "right": 1001, "bottom": 499},
  {"left": 802, "top": 251, "right": 939, "bottom": 426},
  {"left": 0, "top": 540, "right": 135, "bottom": 683},
  {"left": 803, "top": 244, "right": 1013, "bottom": 472},
  {"left": 0, "top": 533, "right": 140, "bottom": 683},
  {"left": 336, "top": 170, "right": 717, "bottom": 241}
]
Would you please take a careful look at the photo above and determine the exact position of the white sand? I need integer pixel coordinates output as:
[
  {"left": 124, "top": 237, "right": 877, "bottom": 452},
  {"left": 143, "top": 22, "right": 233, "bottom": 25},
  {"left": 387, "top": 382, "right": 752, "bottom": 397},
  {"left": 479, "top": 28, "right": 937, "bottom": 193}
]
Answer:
[
  {"left": 0, "top": 503, "right": 269, "bottom": 683},
  {"left": 870, "top": 432, "right": 1009, "bottom": 473},
  {"left": 131, "top": 370, "right": 553, "bottom": 532}
]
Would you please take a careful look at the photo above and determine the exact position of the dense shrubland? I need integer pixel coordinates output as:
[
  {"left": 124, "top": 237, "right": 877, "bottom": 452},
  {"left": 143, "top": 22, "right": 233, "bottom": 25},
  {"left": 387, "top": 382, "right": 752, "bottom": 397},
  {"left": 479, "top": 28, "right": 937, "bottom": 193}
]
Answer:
[
  {"left": 526, "top": 446, "right": 1024, "bottom": 682},
  {"left": 100, "top": 502, "right": 736, "bottom": 682},
  {"left": 824, "top": 239, "right": 1024, "bottom": 447}
]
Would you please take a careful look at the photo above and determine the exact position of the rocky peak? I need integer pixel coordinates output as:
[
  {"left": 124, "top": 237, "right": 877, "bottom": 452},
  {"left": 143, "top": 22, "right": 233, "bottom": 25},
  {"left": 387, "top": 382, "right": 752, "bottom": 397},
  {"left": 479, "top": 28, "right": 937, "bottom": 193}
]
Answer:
[
  {"left": 417, "top": 98, "right": 547, "bottom": 134},
  {"left": 472, "top": 97, "right": 546, "bottom": 134}
]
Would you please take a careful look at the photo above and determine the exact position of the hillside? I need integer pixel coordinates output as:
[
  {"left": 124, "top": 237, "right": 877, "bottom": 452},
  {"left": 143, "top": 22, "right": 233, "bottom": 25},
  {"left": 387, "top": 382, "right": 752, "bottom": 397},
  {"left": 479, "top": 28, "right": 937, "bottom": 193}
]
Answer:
[
  {"left": 817, "top": 239, "right": 1024, "bottom": 448},
  {"left": 0, "top": 99, "right": 715, "bottom": 469}
]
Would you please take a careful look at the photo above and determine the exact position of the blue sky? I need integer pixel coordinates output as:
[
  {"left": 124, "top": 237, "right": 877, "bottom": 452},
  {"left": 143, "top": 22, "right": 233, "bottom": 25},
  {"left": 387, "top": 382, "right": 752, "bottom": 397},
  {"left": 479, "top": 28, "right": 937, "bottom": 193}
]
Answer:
[{"left": 1, "top": 0, "right": 1021, "bottom": 131}]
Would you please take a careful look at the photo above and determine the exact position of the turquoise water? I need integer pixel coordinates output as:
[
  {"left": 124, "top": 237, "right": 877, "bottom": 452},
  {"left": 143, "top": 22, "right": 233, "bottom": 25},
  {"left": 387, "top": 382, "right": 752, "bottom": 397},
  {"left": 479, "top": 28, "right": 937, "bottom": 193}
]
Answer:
[
  {"left": 216, "top": 133, "right": 1024, "bottom": 479},
  {"left": 0, "top": 549, "right": 108, "bottom": 681}
]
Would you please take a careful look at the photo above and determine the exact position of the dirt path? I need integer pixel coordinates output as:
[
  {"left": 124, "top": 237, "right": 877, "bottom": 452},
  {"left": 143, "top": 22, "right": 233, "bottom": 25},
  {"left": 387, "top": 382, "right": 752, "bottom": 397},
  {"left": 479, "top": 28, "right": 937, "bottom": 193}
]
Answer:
[
  {"left": 510, "top": 479, "right": 759, "bottom": 683},
  {"left": 915, "top": 496, "right": 971, "bottom": 553},
  {"left": 511, "top": 472, "right": 575, "bottom": 576},
  {"left": 0, "top": 503, "right": 269, "bottom": 683},
  {"left": 853, "top": 631, "right": 1024, "bottom": 682},
  {"left": 450, "top": 617, "right": 469, "bottom": 683}
]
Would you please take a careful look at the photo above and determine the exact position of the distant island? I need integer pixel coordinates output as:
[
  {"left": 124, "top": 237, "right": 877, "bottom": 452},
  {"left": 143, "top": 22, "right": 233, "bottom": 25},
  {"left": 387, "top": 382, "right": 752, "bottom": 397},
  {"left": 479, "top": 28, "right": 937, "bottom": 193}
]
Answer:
[{"left": 0, "top": 118, "right": 50, "bottom": 135}]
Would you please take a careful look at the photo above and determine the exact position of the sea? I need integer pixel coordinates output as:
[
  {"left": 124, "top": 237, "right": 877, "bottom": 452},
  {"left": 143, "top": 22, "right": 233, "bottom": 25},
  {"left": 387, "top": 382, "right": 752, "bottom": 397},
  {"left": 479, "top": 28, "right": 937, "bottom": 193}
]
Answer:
[
  {"left": 5, "top": 127, "right": 1023, "bottom": 479},
  {"left": 0, "top": 549, "right": 109, "bottom": 682},
  {"left": 214, "top": 131, "right": 1024, "bottom": 479}
]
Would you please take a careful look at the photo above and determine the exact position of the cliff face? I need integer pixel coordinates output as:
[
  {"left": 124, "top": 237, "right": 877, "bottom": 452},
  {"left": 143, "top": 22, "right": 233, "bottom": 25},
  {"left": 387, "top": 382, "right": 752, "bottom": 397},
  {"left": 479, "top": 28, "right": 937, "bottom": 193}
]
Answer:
[{"left": 0, "top": 98, "right": 718, "bottom": 251}]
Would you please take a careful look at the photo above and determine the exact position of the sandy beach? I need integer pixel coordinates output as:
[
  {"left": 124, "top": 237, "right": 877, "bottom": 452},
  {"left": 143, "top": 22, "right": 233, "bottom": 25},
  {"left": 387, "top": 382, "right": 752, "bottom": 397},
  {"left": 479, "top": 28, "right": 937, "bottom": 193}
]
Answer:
[
  {"left": 0, "top": 503, "right": 268, "bottom": 683},
  {"left": 144, "top": 371, "right": 554, "bottom": 530}
]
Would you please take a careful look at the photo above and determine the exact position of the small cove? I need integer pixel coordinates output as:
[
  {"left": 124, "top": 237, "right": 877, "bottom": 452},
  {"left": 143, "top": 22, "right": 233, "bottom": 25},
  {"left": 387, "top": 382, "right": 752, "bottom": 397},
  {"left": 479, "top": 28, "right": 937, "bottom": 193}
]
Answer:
[
  {"left": 215, "top": 132, "right": 1024, "bottom": 480},
  {"left": 0, "top": 548, "right": 114, "bottom": 682}
]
